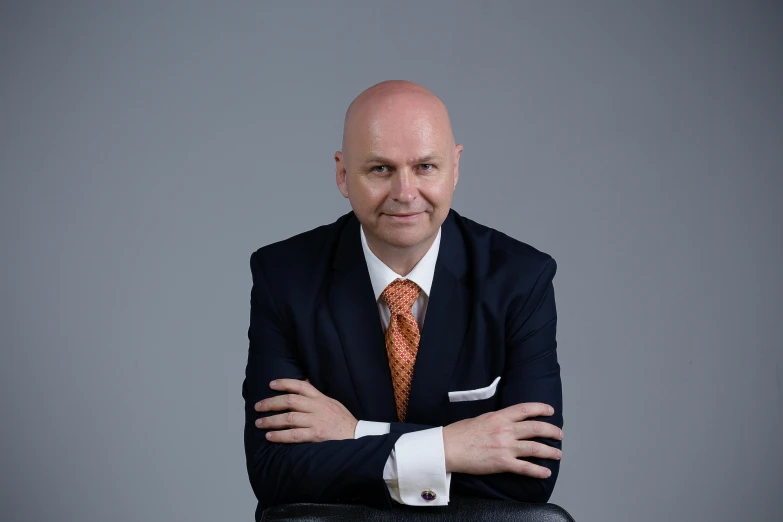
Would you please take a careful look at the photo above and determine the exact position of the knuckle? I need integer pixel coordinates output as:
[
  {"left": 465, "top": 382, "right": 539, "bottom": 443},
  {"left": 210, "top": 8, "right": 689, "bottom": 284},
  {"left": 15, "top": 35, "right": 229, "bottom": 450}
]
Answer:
[
  {"left": 493, "top": 454, "right": 508, "bottom": 469},
  {"left": 497, "top": 424, "right": 513, "bottom": 436},
  {"left": 285, "top": 394, "right": 297, "bottom": 406},
  {"left": 484, "top": 411, "right": 500, "bottom": 422},
  {"left": 286, "top": 411, "right": 297, "bottom": 424},
  {"left": 489, "top": 422, "right": 512, "bottom": 437},
  {"left": 489, "top": 436, "right": 506, "bottom": 450},
  {"left": 291, "top": 430, "right": 302, "bottom": 442}
]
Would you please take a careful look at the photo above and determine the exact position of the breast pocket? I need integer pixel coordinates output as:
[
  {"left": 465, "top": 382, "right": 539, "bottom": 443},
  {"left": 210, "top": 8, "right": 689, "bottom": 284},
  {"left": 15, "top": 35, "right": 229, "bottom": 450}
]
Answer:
[
  {"left": 447, "top": 376, "right": 501, "bottom": 420},
  {"left": 448, "top": 376, "right": 501, "bottom": 402}
]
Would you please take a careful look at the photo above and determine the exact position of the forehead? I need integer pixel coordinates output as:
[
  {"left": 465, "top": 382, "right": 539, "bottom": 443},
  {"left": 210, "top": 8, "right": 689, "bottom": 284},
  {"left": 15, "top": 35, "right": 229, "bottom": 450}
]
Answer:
[
  {"left": 366, "top": 111, "right": 440, "bottom": 154},
  {"left": 343, "top": 90, "right": 453, "bottom": 164},
  {"left": 358, "top": 108, "right": 450, "bottom": 163}
]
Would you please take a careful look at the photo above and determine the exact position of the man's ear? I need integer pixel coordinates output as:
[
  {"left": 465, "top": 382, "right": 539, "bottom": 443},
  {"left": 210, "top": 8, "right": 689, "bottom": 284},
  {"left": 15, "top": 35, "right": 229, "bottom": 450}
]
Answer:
[
  {"left": 453, "top": 144, "right": 463, "bottom": 190},
  {"left": 335, "top": 151, "right": 349, "bottom": 198}
]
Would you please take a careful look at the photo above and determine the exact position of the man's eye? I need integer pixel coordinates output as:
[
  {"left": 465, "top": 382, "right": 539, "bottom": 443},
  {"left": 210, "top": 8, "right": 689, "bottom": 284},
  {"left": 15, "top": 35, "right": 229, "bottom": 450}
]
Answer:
[
  {"left": 372, "top": 166, "right": 389, "bottom": 173},
  {"left": 419, "top": 164, "right": 433, "bottom": 171}
]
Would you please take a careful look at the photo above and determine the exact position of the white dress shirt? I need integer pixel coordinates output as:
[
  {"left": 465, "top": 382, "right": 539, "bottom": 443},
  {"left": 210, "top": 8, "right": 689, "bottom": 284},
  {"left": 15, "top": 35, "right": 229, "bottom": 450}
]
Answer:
[{"left": 353, "top": 225, "right": 452, "bottom": 506}]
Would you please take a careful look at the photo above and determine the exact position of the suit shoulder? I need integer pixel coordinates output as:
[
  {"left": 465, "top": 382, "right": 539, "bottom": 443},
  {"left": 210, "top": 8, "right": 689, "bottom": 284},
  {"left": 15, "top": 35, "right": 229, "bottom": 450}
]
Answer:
[
  {"left": 455, "top": 212, "right": 556, "bottom": 272},
  {"left": 249, "top": 212, "right": 350, "bottom": 275}
]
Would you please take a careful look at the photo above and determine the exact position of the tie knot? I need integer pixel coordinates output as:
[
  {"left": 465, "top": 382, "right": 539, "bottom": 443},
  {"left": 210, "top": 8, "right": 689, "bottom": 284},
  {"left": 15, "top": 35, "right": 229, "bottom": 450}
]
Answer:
[{"left": 381, "top": 279, "right": 421, "bottom": 316}]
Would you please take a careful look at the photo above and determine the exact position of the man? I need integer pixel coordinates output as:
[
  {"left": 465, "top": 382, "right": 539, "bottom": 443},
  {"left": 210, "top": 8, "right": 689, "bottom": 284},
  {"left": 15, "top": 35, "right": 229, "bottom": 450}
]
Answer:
[{"left": 243, "top": 80, "right": 563, "bottom": 519}]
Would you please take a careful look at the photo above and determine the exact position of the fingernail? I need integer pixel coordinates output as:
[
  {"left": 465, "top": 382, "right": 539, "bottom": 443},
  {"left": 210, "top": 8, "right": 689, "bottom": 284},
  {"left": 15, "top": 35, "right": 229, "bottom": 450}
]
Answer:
[
  {"left": 549, "top": 406, "right": 554, "bottom": 414},
  {"left": 270, "top": 380, "right": 277, "bottom": 387},
  {"left": 265, "top": 432, "right": 272, "bottom": 439},
  {"left": 545, "top": 469, "right": 552, "bottom": 477},
  {"left": 255, "top": 419, "right": 263, "bottom": 427}
]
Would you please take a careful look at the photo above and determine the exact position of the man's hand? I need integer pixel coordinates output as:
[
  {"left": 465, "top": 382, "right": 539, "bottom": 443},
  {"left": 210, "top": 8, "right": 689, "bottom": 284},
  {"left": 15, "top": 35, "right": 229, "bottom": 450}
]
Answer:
[
  {"left": 254, "top": 379, "right": 358, "bottom": 443},
  {"left": 442, "top": 402, "right": 563, "bottom": 478}
]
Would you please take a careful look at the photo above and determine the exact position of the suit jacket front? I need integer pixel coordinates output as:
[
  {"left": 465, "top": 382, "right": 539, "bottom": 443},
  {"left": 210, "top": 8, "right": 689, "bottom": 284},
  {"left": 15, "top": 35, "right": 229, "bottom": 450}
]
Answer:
[{"left": 243, "top": 209, "right": 562, "bottom": 518}]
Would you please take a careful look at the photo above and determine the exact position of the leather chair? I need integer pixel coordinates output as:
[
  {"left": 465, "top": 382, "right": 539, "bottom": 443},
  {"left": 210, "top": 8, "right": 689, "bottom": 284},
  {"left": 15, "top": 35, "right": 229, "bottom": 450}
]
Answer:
[{"left": 260, "top": 497, "right": 576, "bottom": 521}]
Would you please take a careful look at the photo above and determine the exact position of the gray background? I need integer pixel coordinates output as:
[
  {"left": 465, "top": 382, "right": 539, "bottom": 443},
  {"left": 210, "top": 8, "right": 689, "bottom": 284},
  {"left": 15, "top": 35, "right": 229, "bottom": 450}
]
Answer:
[{"left": 1, "top": 1, "right": 781, "bottom": 521}]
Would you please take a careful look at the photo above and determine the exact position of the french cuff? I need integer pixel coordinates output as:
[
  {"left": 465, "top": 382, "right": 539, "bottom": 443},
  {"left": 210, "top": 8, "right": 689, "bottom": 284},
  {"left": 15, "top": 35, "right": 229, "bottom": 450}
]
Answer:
[
  {"left": 383, "top": 427, "right": 451, "bottom": 506},
  {"left": 354, "top": 420, "right": 391, "bottom": 438}
]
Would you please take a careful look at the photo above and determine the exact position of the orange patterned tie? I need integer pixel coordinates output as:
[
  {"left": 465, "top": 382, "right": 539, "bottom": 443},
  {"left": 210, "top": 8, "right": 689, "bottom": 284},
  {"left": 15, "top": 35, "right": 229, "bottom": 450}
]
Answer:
[{"left": 381, "top": 278, "right": 422, "bottom": 422}]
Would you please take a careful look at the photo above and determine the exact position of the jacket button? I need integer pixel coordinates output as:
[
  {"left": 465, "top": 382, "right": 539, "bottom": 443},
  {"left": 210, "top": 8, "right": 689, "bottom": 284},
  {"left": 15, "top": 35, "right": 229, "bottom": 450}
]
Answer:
[{"left": 421, "top": 490, "right": 436, "bottom": 501}]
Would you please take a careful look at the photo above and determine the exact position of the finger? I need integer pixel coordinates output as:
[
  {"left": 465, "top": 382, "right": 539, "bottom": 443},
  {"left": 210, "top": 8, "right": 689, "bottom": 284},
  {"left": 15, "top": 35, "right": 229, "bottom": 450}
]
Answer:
[
  {"left": 255, "top": 411, "right": 310, "bottom": 430},
  {"left": 255, "top": 394, "right": 315, "bottom": 413},
  {"left": 502, "top": 402, "right": 555, "bottom": 421},
  {"left": 265, "top": 428, "right": 317, "bottom": 444},
  {"left": 507, "top": 458, "right": 554, "bottom": 479},
  {"left": 514, "top": 440, "right": 563, "bottom": 461},
  {"left": 514, "top": 421, "right": 564, "bottom": 441},
  {"left": 270, "top": 378, "right": 322, "bottom": 398}
]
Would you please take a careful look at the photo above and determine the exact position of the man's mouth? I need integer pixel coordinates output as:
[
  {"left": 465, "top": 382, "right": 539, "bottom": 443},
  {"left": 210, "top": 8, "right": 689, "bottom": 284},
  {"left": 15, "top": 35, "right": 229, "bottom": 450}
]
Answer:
[{"left": 384, "top": 212, "right": 424, "bottom": 221}]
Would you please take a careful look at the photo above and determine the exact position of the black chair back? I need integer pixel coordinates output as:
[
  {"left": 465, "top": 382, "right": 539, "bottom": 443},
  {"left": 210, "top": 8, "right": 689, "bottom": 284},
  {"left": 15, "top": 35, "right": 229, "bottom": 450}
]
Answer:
[{"left": 260, "top": 497, "right": 575, "bottom": 522}]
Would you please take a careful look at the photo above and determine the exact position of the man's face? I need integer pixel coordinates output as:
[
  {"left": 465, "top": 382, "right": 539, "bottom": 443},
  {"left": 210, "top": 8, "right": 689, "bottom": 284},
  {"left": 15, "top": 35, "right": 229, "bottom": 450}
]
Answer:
[{"left": 336, "top": 95, "right": 462, "bottom": 251}]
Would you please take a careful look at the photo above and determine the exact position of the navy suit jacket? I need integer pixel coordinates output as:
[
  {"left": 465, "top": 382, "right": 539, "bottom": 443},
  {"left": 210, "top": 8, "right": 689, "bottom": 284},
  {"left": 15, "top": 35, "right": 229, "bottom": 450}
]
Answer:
[{"left": 243, "top": 209, "right": 562, "bottom": 518}]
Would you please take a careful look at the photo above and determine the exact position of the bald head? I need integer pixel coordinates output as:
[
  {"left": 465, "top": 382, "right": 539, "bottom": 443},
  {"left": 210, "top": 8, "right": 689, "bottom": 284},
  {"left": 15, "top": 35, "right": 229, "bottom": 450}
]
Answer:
[{"left": 341, "top": 80, "right": 455, "bottom": 157}]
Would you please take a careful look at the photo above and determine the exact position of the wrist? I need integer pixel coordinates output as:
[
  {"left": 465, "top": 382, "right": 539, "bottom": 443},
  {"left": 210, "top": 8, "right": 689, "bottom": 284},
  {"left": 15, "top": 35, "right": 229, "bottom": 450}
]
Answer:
[{"left": 442, "top": 424, "right": 457, "bottom": 473}]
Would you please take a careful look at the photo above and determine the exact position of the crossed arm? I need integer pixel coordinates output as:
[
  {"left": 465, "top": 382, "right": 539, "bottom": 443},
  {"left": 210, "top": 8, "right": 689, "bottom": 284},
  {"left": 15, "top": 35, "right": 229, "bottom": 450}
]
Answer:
[
  {"left": 247, "top": 381, "right": 562, "bottom": 509},
  {"left": 257, "top": 380, "right": 562, "bottom": 476}
]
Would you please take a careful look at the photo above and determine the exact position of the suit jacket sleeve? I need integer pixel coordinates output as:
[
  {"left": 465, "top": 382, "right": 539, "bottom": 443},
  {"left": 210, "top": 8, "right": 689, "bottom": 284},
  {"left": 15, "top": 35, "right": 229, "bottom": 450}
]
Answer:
[
  {"left": 450, "top": 257, "right": 562, "bottom": 503},
  {"left": 243, "top": 252, "right": 404, "bottom": 511}
]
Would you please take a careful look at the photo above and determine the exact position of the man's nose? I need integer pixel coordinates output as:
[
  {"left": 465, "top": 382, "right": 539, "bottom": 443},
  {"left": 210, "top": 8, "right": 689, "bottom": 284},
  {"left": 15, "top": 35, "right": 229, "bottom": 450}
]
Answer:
[{"left": 390, "top": 168, "right": 417, "bottom": 202}]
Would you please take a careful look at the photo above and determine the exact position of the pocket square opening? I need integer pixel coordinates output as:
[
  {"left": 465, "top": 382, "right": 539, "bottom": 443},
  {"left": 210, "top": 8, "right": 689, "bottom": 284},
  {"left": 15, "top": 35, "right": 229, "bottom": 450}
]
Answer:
[{"left": 448, "top": 376, "right": 501, "bottom": 402}]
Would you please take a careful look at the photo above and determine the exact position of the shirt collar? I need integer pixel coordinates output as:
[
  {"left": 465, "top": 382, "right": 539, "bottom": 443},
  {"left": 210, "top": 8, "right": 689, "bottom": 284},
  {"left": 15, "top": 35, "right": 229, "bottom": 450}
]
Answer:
[{"left": 360, "top": 225, "right": 441, "bottom": 301}]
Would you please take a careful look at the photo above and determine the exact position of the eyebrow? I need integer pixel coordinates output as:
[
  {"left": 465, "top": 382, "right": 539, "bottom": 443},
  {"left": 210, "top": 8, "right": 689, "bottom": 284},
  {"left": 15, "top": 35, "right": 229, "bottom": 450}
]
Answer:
[{"left": 363, "top": 154, "right": 444, "bottom": 166}]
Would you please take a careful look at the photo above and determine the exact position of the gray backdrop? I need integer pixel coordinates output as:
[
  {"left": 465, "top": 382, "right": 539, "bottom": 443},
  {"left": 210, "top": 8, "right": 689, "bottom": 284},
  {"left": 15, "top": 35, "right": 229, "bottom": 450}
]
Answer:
[{"left": 1, "top": 2, "right": 781, "bottom": 521}]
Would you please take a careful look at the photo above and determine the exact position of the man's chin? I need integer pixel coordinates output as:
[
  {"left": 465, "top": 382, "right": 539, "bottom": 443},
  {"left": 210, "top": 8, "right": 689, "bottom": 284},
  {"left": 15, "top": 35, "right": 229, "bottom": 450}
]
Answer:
[{"left": 375, "top": 227, "right": 434, "bottom": 250}]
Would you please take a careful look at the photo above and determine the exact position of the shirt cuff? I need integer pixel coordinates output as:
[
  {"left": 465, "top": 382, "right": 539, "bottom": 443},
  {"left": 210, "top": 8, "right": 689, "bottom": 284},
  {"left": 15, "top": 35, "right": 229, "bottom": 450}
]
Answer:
[
  {"left": 382, "top": 426, "right": 451, "bottom": 506},
  {"left": 354, "top": 420, "right": 391, "bottom": 438}
]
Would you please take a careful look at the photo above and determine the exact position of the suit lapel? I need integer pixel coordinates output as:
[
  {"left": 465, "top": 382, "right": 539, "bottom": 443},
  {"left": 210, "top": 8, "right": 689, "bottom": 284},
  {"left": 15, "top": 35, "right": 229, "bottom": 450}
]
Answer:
[
  {"left": 406, "top": 212, "right": 471, "bottom": 424},
  {"left": 328, "top": 214, "right": 397, "bottom": 421}
]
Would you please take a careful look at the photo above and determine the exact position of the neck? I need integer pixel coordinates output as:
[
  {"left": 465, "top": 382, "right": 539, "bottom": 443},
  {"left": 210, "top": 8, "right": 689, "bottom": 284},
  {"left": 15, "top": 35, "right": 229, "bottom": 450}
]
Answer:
[{"left": 365, "top": 233, "right": 437, "bottom": 276}]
